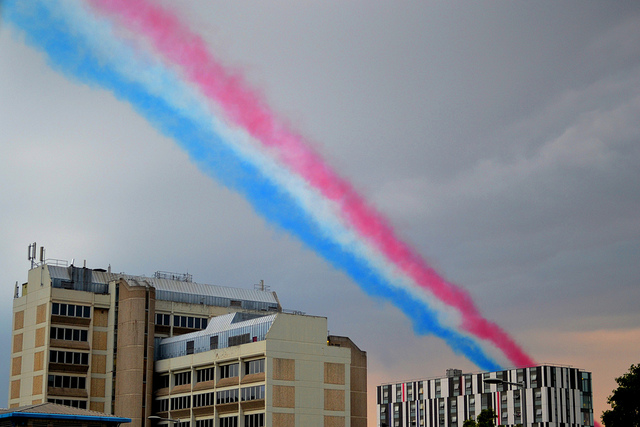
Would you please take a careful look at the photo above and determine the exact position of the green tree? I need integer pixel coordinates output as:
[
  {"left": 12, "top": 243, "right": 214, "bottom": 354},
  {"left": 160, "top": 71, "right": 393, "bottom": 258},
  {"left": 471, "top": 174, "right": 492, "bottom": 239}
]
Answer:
[
  {"left": 464, "top": 409, "right": 497, "bottom": 427},
  {"left": 602, "top": 364, "right": 640, "bottom": 427},
  {"left": 463, "top": 418, "right": 477, "bottom": 427},
  {"left": 477, "top": 408, "right": 497, "bottom": 427}
]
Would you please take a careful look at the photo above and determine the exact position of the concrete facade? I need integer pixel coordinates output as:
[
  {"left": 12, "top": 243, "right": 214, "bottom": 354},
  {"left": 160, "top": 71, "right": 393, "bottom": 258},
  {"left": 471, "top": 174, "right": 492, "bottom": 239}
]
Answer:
[
  {"left": 10, "top": 261, "right": 367, "bottom": 427},
  {"left": 10, "top": 262, "right": 281, "bottom": 427},
  {"left": 153, "top": 313, "right": 367, "bottom": 427}
]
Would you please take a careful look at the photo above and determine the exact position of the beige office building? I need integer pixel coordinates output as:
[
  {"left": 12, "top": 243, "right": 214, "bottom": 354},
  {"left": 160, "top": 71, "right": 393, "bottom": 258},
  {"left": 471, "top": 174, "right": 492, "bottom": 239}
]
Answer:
[
  {"left": 153, "top": 312, "right": 367, "bottom": 427},
  {"left": 10, "top": 260, "right": 366, "bottom": 427}
]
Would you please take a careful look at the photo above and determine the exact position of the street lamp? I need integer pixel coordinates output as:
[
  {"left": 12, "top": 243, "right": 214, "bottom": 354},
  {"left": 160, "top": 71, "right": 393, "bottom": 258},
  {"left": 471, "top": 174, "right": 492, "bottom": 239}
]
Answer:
[
  {"left": 148, "top": 416, "right": 180, "bottom": 425},
  {"left": 484, "top": 378, "right": 525, "bottom": 425}
]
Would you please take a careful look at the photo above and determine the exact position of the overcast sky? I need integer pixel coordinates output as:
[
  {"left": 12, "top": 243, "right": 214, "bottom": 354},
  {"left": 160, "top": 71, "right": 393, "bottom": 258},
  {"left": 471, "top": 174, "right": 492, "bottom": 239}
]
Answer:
[{"left": 1, "top": 1, "right": 639, "bottom": 422}]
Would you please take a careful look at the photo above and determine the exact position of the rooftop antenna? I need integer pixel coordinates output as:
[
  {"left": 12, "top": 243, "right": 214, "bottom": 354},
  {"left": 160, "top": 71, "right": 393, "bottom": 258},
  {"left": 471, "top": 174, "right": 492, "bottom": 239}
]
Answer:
[
  {"left": 28, "top": 242, "right": 37, "bottom": 268},
  {"left": 254, "top": 280, "right": 270, "bottom": 292}
]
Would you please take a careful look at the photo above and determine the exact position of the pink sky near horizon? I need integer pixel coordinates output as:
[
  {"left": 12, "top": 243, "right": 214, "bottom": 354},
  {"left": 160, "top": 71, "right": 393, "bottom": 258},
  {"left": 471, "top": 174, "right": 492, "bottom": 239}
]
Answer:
[{"left": 368, "top": 327, "right": 640, "bottom": 426}]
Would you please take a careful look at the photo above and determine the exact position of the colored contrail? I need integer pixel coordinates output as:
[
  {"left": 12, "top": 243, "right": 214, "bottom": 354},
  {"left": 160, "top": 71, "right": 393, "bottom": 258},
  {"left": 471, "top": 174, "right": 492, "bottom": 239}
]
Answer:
[
  {"left": 4, "top": 0, "right": 532, "bottom": 371},
  {"left": 87, "top": 0, "right": 534, "bottom": 368}
]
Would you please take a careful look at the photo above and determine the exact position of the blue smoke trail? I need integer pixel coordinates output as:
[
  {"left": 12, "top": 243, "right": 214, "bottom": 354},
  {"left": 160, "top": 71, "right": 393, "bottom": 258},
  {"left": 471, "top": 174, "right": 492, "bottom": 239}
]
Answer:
[{"left": 4, "top": 0, "right": 502, "bottom": 371}]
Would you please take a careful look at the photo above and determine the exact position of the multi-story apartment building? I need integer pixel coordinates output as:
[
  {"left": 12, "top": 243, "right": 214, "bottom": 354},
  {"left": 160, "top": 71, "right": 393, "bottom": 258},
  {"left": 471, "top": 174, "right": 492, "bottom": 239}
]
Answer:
[
  {"left": 377, "top": 365, "right": 594, "bottom": 427},
  {"left": 152, "top": 311, "right": 367, "bottom": 427}
]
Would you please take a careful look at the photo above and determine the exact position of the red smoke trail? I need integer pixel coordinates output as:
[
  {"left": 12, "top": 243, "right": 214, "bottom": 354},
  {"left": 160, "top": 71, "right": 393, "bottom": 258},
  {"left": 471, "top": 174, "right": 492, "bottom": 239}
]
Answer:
[{"left": 89, "top": 0, "right": 534, "bottom": 368}]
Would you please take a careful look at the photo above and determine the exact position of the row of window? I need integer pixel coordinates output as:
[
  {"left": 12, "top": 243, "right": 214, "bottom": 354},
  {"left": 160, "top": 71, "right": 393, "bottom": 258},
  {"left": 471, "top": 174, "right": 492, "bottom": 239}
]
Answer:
[
  {"left": 47, "top": 398, "right": 87, "bottom": 409},
  {"left": 184, "top": 332, "right": 256, "bottom": 357},
  {"left": 49, "top": 350, "right": 89, "bottom": 366},
  {"left": 50, "top": 326, "right": 88, "bottom": 342},
  {"left": 193, "top": 414, "right": 263, "bottom": 427},
  {"left": 52, "top": 302, "right": 91, "bottom": 318},
  {"left": 228, "top": 333, "right": 251, "bottom": 347},
  {"left": 48, "top": 374, "right": 86, "bottom": 389},
  {"left": 383, "top": 370, "right": 547, "bottom": 404},
  {"left": 157, "top": 385, "right": 265, "bottom": 411},
  {"left": 157, "top": 359, "right": 265, "bottom": 389},
  {"left": 155, "top": 313, "right": 208, "bottom": 330}
]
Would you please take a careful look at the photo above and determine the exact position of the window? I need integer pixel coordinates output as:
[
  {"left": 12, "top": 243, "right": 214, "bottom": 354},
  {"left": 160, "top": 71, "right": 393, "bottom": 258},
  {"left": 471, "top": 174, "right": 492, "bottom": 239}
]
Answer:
[
  {"left": 196, "top": 367, "right": 215, "bottom": 383},
  {"left": 245, "top": 359, "right": 265, "bottom": 375},
  {"left": 156, "top": 398, "right": 169, "bottom": 412},
  {"left": 195, "top": 419, "right": 214, "bottom": 427},
  {"left": 171, "top": 395, "right": 191, "bottom": 410},
  {"left": 50, "top": 327, "right": 88, "bottom": 342},
  {"left": 582, "top": 372, "right": 592, "bottom": 392},
  {"left": 173, "top": 315, "right": 208, "bottom": 330},
  {"left": 219, "top": 417, "right": 238, "bottom": 427},
  {"left": 582, "top": 394, "right": 593, "bottom": 409},
  {"left": 241, "top": 385, "right": 265, "bottom": 401},
  {"left": 216, "top": 389, "right": 239, "bottom": 404},
  {"left": 156, "top": 374, "right": 170, "bottom": 389},
  {"left": 382, "top": 385, "right": 390, "bottom": 404},
  {"left": 47, "top": 375, "right": 86, "bottom": 389},
  {"left": 193, "top": 391, "right": 215, "bottom": 408},
  {"left": 155, "top": 313, "right": 170, "bottom": 326},
  {"left": 52, "top": 303, "right": 91, "bottom": 318},
  {"left": 481, "top": 394, "right": 490, "bottom": 410},
  {"left": 244, "top": 413, "right": 264, "bottom": 427},
  {"left": 186, "top": 341, "right": 194, "bottom": 355},
  {"left": 210, "top": 336, "right": 218, "bottom": 350},
  {"left": 228, "top": 333, "right": 250, "bottom": 347},
  {"left": 49, "top": 350, "right": 88, "bottom": 365},
  {"left": 220, "top": 363, "right": 239, "bottom": 379},
  {"left": 174, "top": 371, "right": 191, "bottom": 386}
]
